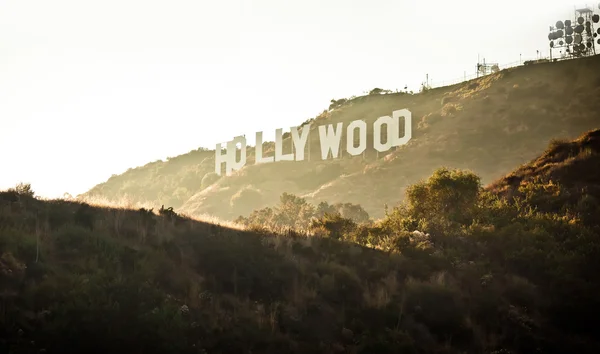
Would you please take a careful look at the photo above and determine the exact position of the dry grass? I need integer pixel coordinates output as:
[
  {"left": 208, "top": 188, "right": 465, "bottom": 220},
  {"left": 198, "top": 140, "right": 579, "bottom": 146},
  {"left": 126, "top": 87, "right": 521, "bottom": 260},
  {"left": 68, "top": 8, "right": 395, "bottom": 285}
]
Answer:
[
  {"left": 440, "top": 102, "right": 463, "bottom": 117},
  {"left": 76, "top": 192, "right": 247, "bottom": 231},
  {"left": 82, "top": 55, "right": 600, "bottom": 223},
  {"left": 192, "top": 213, "right": 246, "bottom": 230},
  {"left": 76, "top": 194, "right": 154, "bottom": 210}
]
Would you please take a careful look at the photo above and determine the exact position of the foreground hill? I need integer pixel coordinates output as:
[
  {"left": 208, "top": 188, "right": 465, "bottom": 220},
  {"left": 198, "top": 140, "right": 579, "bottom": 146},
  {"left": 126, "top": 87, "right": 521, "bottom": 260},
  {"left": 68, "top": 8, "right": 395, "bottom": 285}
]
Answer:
[
  {"left": 488, "top": 128, "right": 600, "bottom": 225},
  {"left": 2, "top": 129, "right": 600, "bottom": 353},
  {"left": 85, "top": 55, "right": 600, "bottom": 221}
]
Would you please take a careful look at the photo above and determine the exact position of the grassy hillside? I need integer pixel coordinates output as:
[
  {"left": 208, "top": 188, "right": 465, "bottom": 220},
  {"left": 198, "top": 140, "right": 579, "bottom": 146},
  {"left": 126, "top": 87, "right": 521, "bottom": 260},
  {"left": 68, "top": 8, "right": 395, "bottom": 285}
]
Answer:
[
  {"left": 488, "top": 128, "right": 600, "bottom": 225},
  {"left": 2, "top": 129, "right": 600, "bottom": 353},
  {"left": 83, "top": 55, "right": 600, "bottom": 221},
  {"left": 83, "top": 147, "right": 217, "bottom": 209}
]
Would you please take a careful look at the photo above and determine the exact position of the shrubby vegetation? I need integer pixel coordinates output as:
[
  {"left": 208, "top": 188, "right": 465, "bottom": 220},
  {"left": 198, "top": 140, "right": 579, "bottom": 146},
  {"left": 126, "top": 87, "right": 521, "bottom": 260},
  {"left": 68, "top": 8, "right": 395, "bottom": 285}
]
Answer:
[
  {"left": 1, "top": 129, "right": 599, "bottom": 353},
  {"left": 235, "top": 193, "right": 370, "bottom": 232},
  {"left": 7, "top": 182, "right": 35, "bottom": 197}
]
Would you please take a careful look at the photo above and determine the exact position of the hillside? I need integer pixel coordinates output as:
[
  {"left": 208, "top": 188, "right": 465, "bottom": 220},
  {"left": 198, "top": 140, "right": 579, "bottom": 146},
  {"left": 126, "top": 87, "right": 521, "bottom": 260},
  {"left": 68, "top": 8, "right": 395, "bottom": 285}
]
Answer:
[
  {"left": 2, "top": 130, "right": 600, "bottom": 353},
  {"left": 488, "top": 128, "right": 600, "bottom": 225},
  {"left": 83, "top": 55, "right": 600, "bottom": 221}
]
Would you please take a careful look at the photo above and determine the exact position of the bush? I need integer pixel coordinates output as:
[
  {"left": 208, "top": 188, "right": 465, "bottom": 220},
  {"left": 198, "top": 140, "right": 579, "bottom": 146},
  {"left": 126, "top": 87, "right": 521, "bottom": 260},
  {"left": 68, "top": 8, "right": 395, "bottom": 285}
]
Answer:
[
  {"left": 335, "top": 202, "right": 370, "bottom": 223},
  {"left": 9, "top": 182, "right": 35, "bottom": 197},
  {"left": 310, "top": 213, "right": 356, "bottom": 240},
  {"left": 403, "top": 168, "right": 481, "bottom": 231}
]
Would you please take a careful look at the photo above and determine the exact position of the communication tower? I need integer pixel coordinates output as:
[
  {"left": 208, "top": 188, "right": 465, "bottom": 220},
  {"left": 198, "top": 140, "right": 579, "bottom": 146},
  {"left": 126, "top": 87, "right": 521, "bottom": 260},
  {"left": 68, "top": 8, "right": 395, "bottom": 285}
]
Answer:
[
  {"left": 476, "top": 57, "right": 499, "bottom": 78},
  {"left": 548, "top": 5, "right": 599, "bottom": 59}
]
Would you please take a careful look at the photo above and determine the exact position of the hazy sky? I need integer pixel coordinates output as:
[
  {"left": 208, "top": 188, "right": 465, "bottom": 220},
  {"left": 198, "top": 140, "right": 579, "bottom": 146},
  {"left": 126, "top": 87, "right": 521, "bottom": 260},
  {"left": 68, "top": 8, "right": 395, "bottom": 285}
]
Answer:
[{"left": 0, "top": 0, "right": 587, "bottom": 198}]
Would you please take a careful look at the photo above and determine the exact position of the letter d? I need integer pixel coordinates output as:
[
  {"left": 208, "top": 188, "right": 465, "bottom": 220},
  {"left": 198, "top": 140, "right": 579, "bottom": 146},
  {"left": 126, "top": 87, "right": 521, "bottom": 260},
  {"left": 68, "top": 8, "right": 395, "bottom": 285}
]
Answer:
[{"left": 392, "top": 109, "right": 412, "bottom": 146}]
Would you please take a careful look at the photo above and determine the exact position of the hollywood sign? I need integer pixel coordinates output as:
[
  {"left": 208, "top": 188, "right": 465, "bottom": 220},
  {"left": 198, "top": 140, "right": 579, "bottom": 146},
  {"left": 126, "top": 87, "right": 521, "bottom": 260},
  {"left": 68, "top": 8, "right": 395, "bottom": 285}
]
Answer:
[{"left": 215, "top": 108, "right": 412, "bottom": 176}]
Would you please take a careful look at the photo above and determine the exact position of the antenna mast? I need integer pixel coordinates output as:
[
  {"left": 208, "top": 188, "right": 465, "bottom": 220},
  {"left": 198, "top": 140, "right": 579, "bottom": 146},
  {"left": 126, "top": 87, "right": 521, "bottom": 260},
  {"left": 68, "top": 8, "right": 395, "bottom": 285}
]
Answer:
[
  {"left": 548, "top": 4, "right": 599, "bottom": 60},
  {"left": 476, "top": 56, "right": 499, "bottom": 78}
]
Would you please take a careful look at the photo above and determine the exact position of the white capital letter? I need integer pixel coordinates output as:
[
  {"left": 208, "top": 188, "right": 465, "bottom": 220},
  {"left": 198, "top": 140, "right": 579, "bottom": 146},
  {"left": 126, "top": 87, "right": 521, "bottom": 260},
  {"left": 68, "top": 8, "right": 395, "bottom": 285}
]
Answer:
[
  {"left": 346, "top": 120, "right": 367, "bottom": 156},
  {"left": 291, "top": 124, "right": 311, "bottom": 161},
  {"left": 318, "top": 122, "right": 343, "bottom": 160},
  {"left": 215, "top": 142, "right": 229, "bottom": 176},
  {"left": 226, "top": 136, "right": 246, "bottom": 175},
  {"left": 275, "top": 128, "right": 294, "bottom": 162},
  {"left": 392, "top": 109, "right": 412, "bottom": 146},
  {"left": 373, "top": 116, "right": 394, "bottom": 153},
  {"left": 255, "top": 131, "right": 274, "bottom": 164}
]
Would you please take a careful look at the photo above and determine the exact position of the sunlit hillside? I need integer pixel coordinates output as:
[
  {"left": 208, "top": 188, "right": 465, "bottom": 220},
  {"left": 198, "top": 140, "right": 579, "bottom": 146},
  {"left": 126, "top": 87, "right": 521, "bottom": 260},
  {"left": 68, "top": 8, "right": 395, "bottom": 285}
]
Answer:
[
  {"left": 2, "top": 129, "right": 600, "bottom": 353},
  {"left": 83, "top": 55, "right": 600, "bottom": 221}
]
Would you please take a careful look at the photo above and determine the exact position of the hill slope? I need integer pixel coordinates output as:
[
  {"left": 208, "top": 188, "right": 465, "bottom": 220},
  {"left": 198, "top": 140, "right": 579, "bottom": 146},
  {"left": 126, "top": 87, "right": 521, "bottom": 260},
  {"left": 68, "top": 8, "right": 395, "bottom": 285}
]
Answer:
[
  {"left": 489, "top": 128, "right": 600, "bottom": 198},
  {"left": 83, "top": 55, "right": 600, "bottom": 221},
  {"left": 488, "top": 128, "right": 600, "bottom": 227},
  {"left": 3, "top": 130, "right": 600, "bottom": 353}
]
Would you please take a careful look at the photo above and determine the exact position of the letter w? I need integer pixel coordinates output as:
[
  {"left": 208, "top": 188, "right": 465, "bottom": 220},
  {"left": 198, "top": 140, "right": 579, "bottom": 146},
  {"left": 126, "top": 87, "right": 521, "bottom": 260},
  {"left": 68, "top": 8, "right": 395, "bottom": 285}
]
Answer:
[{"left": 318, "top": 122, "right": 343, "bottom": 160}]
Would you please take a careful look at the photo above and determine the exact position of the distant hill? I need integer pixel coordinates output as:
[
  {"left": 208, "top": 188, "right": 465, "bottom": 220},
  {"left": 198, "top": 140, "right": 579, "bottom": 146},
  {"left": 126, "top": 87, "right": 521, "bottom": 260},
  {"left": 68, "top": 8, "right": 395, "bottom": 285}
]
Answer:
[{"left": 83, "top": 54, "right": 600, "bottom": 221}]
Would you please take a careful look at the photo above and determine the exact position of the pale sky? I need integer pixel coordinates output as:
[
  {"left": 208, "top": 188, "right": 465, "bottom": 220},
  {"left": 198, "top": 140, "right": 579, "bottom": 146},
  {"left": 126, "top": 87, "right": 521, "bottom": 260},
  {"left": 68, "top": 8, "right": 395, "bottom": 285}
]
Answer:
[{"left": 0, "top": 0, "right": 585, "bottom": 198}]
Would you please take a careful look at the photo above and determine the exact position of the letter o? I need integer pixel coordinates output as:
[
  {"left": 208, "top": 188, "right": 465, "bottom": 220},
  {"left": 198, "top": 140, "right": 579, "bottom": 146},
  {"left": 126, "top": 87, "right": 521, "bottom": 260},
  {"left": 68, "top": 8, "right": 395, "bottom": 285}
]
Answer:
[
  {"left": 373, "top": 116, "right": 394, "bottom": 152},
  {"left": 346, "top": 120, "right": 367, "bottom": 156}
]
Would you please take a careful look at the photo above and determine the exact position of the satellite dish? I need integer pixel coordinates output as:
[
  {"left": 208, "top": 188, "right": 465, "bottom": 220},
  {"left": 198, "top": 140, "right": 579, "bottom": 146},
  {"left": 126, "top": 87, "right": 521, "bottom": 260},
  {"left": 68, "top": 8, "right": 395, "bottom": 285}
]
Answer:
[
  {"left": 566, "top": 26, "right": 574, "bottom": 35},
  {"left": 566, "top": 35, "right": 574, "bottom": 44},
  {"left": 556, "top": 29, "right": 564, "bottom": 37},
  {"left": 575, "top": 25, "right": 585, "bottom": 33},
  {"left": 565, "top": 19, "right": 572, "bottom": 27},
  {"left": 593, "top": 14, "right": 600, "bottom": 23},
  {"left": 559, "top": 40, "right": 564, "bottom": 45},
  {"left": 578, "top": 16, "right": 585, "bottom": 25},
  {"left": 556, "top": 20, "right": 565, "bottom": 29}
]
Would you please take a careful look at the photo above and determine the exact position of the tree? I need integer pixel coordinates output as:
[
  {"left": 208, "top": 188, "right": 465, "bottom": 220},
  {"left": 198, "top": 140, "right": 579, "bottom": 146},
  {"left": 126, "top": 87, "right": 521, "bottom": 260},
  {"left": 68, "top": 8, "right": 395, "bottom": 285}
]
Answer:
[
  {"left": 329, "top": 98, "right": 348, "bottom": 110},
  {"left": 9, "top": 182, "right": 34, "bottom": 197},
  {"left": 334, "top": 202, "right": 370, "bottom": 223},
  {"left": 274, "top": 193, "right": 315, "bottom": 230},
  {"left": 404, "top": 167, "right": 481, "bottom": 230},
  {"left": 315, "top": 201, "right": 337, "bottom": 218}
]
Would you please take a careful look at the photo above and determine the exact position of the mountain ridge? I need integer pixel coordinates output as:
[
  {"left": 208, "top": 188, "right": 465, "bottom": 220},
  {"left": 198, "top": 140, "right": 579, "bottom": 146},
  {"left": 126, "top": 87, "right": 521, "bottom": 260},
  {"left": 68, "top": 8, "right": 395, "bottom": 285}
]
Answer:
[{"left": 83, "top": 54, "right": 600, "bottom": 221}]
